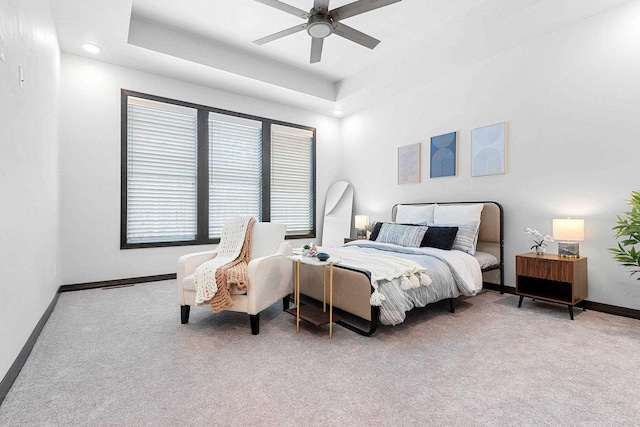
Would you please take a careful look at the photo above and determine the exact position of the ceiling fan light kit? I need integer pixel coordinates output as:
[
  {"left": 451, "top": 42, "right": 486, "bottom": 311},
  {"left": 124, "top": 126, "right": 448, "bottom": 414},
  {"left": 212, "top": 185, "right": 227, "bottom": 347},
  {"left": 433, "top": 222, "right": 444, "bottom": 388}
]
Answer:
[
  {"left": 307, "top": 15, "right": 334, "bottom": 38},
  {"left": 254, "top": 0, "right": 402, "bottom": 63}
]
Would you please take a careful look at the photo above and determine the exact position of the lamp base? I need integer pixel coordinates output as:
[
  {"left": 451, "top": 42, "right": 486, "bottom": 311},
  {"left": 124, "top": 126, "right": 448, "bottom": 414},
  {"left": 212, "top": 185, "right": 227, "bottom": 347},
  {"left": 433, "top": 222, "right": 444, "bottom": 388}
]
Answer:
[{"left": 558, "top": 242, "right": 580, "bottom": 258}]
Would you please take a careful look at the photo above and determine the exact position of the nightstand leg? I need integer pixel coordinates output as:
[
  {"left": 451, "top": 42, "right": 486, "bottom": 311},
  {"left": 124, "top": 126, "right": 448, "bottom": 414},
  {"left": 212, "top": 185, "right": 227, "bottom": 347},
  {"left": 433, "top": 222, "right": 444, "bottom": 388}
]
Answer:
[
  {"left": 518, "top": 295, "right": 524, "bottom": 308},
  {"left": 568, "top": 305, "right": 574, "bottom": 320}
]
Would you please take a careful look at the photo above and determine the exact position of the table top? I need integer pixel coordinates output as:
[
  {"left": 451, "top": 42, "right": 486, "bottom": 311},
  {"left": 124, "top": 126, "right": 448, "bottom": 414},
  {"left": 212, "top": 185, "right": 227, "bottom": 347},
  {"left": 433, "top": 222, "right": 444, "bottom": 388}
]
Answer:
[
  {"left": 287, "top": 255, "right": 341, "bottom": 266},
  {"left": 516, "top": 252, "right": 586, "bottom": 262}
]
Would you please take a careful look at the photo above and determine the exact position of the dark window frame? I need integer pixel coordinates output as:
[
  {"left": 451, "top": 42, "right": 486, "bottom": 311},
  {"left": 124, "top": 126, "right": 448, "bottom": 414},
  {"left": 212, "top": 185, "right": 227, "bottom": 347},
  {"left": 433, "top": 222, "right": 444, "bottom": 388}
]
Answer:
[{"left": 120, "top": 89, "right": 316, "bottom": 249}]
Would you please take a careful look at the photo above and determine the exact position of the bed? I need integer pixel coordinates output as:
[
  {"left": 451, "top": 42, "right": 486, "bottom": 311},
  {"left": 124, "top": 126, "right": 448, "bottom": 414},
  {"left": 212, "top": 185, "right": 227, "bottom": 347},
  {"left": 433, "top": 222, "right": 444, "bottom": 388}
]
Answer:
[{"left": 297, "top": 201, "right": 504, "bottom": 336}]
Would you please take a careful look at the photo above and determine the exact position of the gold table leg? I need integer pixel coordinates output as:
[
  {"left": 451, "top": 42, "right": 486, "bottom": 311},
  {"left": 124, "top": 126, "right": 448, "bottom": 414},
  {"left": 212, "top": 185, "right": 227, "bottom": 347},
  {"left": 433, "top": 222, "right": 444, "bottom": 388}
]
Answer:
[
  {"left": 295, "top": 260, "right": 300, "bottom": 333},
  {"left": 322, "top": 265, "right": 326, "bottom": 312},
  {"left": 329, "top": 261, "right": 334, "bottom": 339}
]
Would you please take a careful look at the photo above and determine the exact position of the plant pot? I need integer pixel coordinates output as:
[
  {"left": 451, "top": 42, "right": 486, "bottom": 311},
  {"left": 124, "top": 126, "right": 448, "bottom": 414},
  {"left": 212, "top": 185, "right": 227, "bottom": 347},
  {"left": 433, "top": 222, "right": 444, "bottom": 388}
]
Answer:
[
  {"left": 535, "top": 246, "right": 546, "bottom": 255},
  {"left": 302, "top": 249, "right": 310, "bottom": 257}
]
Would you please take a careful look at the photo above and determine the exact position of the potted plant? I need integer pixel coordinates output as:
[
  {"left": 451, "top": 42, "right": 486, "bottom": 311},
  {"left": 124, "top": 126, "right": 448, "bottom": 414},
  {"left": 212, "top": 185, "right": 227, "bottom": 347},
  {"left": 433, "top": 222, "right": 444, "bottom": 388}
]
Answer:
[
  {"left": 610, "top": 190, "right": 640, "bottom": 280},
  {"left": 524, "top": 227, "right": 554, "bottom": 255},
  {"left": 364, "top": 221, "right": 377, "bottom": 239},
  {"left": 302, "top": 244, "right": 311, "bottom": 257}
]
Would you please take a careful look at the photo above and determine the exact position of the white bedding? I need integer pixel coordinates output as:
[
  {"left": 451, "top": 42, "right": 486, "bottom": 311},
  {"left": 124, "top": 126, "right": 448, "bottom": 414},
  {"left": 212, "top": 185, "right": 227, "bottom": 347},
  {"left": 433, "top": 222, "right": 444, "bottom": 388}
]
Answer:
[
  {"left": 318, "top": 245, "right": 432, "bottom": 305},
  {"left": 337, "top": 241, "right": 483, "bottom": 325}
]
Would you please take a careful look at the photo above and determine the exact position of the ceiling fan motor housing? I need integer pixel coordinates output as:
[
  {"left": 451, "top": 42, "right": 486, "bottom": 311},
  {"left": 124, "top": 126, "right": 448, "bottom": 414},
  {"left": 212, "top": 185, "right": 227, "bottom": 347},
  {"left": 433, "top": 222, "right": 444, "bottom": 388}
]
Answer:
[{"left": 307, "top": 14, "right": 334, "bottom": 38}]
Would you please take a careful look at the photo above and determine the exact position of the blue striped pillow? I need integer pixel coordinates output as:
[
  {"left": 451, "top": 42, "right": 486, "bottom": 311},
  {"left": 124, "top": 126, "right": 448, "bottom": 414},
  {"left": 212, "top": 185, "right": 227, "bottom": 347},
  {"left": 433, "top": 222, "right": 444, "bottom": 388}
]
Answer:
[
  {"left": 427, "top": 221, "right": 480, "bottom": 254},
  {"left": 375, "top": 223, "right": 428, "bottom": 247}
]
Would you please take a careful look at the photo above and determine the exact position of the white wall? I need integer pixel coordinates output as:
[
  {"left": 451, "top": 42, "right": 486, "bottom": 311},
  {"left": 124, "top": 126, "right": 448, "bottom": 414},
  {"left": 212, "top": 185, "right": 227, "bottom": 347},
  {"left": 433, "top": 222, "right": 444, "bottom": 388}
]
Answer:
[
  {"left": 0, "top": 0, "right": 60, "bottom": 380},
  {"left": 58, "top": 53, "right": 342, "bottom": 284},
  {"left": 340, "top": 1, "right": 640, "bottom": 309}
]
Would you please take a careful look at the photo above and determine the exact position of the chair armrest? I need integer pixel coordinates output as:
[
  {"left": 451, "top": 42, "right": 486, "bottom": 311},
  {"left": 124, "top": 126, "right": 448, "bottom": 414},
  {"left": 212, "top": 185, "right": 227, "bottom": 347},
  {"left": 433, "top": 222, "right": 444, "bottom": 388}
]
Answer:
[
  {"left": 178, "top": 250, "right": 218, "bottom": 282},
  {"left": 246, "top": 242, "right": 292, "bottom": 314}
]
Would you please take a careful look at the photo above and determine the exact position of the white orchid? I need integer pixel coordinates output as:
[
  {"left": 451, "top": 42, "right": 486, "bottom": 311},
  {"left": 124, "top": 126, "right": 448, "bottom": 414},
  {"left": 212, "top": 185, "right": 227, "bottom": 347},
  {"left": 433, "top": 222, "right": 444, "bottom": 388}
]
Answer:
[{"left": 524, "top": 227, "right": 554, "bottom": 249}]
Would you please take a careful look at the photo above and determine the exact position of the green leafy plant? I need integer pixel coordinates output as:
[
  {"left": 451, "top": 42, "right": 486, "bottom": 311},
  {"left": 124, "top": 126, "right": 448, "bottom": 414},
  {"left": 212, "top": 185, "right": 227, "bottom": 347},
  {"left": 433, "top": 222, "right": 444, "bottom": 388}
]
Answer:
[
  {"left": 610, "top": 190, "right": 640, "bottom": 280},
  {"left": 364, "top": 221, "right": 377, "bottom": 234},
  {"left": 303, "top": 244, "right": 311, "bottom": 250}
]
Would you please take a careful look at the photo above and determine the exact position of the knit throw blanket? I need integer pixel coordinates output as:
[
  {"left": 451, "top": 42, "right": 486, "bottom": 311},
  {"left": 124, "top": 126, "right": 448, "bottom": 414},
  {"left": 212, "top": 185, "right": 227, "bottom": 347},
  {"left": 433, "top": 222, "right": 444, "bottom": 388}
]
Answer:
[{"left": 194, "top": 217, "right": 256, "bottom": 312}]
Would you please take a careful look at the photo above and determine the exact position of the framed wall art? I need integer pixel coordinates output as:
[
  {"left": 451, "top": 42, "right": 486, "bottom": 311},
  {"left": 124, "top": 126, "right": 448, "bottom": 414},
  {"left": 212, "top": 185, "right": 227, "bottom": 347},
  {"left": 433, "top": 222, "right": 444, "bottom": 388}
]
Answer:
[
  {"left": 471, "top": 122, "right": 507, "bottom": 177},
  {"left": 430, "top": 131, "right": 457, "bottom": 178},
  {"left": 397, "top": 143, "right": 421, "bottom": 184}
]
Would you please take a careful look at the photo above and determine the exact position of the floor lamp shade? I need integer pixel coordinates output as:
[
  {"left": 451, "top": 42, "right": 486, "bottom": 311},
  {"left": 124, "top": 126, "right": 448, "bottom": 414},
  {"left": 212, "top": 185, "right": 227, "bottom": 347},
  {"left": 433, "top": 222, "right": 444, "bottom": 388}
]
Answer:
[{"left": 553, "top": 218, "right": 584, "bottom": 257}]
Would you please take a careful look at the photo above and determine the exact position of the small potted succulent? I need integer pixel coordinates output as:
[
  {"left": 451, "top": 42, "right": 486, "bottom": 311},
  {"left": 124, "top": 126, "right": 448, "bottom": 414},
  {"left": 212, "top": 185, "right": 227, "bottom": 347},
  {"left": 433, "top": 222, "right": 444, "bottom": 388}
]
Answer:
[{"left": 302, "top": 244, "right": 311, "bottom": 257}]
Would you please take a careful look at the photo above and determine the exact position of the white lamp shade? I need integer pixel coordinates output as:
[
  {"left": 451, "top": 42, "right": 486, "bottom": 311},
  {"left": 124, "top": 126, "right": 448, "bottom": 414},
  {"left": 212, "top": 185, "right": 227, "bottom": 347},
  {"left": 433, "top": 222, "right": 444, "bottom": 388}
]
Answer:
[
  {"left": 355, "top": 215, "right": 369, "bottom": 229},
  {"left": 553, "top": 218, "right": 584, "bottom": 241}
]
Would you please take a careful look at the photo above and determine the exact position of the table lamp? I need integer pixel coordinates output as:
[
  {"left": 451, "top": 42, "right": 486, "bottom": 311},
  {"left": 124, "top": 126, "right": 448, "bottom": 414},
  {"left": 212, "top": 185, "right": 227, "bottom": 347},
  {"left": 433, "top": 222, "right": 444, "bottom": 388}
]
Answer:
[
  {"left": 355, "top": 214, "right": 369, "bottom": 239},
  {"left": 553, "top": 218, "right": 584, "bottom": 257}
]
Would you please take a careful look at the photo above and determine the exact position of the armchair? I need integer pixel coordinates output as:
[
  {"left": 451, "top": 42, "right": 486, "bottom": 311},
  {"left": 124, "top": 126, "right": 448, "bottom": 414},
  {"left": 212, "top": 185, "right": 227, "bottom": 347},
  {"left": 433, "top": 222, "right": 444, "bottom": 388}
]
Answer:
[{"left": 177, "top": 222, "right": 292, "bottom": 335}]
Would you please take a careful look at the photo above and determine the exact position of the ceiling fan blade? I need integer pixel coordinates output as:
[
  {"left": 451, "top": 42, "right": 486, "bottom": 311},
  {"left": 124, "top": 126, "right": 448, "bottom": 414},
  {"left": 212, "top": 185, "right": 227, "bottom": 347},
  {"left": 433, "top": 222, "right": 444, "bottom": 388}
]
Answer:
[
  {"left": 254, "top": 0, "right": 311, "bottom": 19},
  {"left": 313, "top": 0, "right": 331, "bottom": 14},
  {"left": 310, "top": 37, "right": 324, "bottom": 63},
  {"left": 333, "top": 22, "right": 380, "bottom": 49},
  {"left": 330, "top": 0, "right": 401, "bottom": 21},
  {"left": 253, "top": 24, "right": 307, "bottom": 45}
]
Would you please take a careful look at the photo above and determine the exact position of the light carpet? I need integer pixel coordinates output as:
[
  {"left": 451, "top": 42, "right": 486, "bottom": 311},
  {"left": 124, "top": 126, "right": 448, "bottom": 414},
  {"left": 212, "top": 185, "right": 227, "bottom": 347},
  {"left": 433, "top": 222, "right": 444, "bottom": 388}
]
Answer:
[{"left": 1, "top": 280, "right": 639, "bottom": 426}]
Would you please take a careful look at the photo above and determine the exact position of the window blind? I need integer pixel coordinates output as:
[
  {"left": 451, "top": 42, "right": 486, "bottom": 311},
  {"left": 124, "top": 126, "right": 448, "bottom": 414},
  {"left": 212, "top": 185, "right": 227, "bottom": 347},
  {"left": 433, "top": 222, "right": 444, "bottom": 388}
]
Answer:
[
  {"left": 126, "top": 97, "right": 198, "bottom": 244},
  {"left": 270, "top": 124, "right": 314, "bottom": 235},
  {"left": 208, "top": 112, "right": 262, "bottom": 238}
]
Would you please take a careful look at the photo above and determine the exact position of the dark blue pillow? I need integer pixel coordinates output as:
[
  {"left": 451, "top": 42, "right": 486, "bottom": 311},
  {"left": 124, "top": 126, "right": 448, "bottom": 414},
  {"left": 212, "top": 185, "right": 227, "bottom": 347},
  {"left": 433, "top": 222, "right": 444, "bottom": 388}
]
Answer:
[
  {"left": 369, "top": 222, "right": 383, "bottom": 241},
  {"left": 421, "top": 226, "right": 459, "bottom": 250}
]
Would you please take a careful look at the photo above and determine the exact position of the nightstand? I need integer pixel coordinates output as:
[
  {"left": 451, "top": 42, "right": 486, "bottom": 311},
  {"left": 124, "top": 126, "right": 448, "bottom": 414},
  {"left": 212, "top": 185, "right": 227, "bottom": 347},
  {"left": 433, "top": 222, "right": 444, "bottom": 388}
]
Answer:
[{"left": 515, "top": 253, "right": 588, "bottom": 320}]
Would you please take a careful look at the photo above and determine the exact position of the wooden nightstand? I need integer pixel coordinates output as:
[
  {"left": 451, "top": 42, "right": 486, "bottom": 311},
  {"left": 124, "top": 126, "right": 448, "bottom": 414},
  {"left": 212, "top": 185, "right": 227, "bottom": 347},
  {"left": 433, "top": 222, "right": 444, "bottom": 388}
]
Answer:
[{"left": 515, "top": 253, "right": 588, "bottom": 320}]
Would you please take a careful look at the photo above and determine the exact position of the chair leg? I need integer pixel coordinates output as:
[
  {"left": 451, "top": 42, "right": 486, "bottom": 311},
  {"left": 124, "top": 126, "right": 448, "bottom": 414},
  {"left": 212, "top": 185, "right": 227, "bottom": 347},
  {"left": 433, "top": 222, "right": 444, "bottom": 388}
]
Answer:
[
  {"left": 249, "top": 314, "right": 260, "bottom": 335},
  {"left": 282, "top": 295, "right": 291, "bottom": 311},
  {"left": 180, "top": 305, "right": 190, "bottom": 324}
]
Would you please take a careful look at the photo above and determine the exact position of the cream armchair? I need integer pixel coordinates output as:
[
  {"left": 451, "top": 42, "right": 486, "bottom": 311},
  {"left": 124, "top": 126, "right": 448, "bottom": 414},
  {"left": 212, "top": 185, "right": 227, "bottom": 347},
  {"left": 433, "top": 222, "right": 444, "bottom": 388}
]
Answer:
[{"left": 177, "top": 222, "right": 292, "bottom": 335}]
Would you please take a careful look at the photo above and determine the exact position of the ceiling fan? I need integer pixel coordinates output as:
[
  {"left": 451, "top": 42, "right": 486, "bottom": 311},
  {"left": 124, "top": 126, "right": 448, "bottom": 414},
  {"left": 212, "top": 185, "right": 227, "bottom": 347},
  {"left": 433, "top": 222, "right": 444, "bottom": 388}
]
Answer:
[{"left": 253, "top": 0, "right": 402, "bottom": 64}]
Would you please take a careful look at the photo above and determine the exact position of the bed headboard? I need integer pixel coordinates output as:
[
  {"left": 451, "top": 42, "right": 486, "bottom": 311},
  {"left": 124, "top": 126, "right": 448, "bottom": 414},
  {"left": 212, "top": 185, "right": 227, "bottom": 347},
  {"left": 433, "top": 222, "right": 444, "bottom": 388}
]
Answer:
[{"left": 391, "top": 201, "right": 504, "bottom": 290}]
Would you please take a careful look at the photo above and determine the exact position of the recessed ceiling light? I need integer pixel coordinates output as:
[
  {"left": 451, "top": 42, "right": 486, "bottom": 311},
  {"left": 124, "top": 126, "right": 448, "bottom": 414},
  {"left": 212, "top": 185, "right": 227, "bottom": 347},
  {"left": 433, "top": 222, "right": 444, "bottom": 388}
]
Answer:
[
  {"left": 333, "top": 109, "right": 343, "bottom": 116},
  {"left": 82, "top": 43, "right": 102, "bottom": 54}
]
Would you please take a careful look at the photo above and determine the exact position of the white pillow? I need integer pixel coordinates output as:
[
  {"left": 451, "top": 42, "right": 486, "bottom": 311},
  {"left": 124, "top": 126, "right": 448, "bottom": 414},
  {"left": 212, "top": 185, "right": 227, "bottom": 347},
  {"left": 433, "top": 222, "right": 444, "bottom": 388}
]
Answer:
[
  {"left": 395, "top": 204, "right": 435, "bottom": 224},
  {"left": 433, "top": 204, "right": 484, "bottom": 225}
]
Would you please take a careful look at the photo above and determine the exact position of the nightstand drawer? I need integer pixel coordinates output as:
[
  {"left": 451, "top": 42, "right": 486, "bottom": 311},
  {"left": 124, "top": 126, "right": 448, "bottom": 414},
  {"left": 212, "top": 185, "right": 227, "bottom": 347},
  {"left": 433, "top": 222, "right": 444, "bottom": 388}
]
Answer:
[{"left": 516, "top": 256, "right": 573, "bottom": 282}]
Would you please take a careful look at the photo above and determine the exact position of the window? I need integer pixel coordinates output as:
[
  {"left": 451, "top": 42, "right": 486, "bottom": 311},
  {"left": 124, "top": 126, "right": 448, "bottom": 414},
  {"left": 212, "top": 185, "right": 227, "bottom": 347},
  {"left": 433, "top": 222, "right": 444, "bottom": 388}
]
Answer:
[
  {"left": 208, "top": 113, "right": 262, "bottom": 239},
  {"left": 271, "top": 124, "right": 314, "bottom": 235},
  {"left": 121, "top": 90, "right": 316, "bottom": 248},
  {"left": 125, "top": 97, "right": 198, "bottom": 244}
]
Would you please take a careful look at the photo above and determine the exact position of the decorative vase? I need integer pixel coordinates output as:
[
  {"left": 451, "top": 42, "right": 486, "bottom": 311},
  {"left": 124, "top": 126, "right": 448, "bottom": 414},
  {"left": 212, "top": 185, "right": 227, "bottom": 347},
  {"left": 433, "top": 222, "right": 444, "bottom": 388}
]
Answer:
[
  {"left": 302, "top": 249, "right": 310, "bottom": 257},
  {"left": 535, "top": 245, "right": 546, "bottom": 255}
]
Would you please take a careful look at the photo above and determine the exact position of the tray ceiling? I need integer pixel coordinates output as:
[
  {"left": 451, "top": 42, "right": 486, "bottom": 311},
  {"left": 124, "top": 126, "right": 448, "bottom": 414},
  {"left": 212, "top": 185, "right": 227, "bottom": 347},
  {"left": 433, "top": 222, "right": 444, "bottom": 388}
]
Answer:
[{"left": 49, "top": 0, "right": 631, "bottom": 116}]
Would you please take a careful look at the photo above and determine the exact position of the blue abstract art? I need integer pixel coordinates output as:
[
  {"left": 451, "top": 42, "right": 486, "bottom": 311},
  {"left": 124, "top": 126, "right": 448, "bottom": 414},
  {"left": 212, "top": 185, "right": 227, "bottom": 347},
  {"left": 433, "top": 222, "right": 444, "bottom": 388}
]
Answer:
[{"left": 430, "top": 132, "right": 457, "bottom": 178}]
